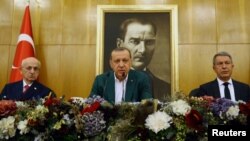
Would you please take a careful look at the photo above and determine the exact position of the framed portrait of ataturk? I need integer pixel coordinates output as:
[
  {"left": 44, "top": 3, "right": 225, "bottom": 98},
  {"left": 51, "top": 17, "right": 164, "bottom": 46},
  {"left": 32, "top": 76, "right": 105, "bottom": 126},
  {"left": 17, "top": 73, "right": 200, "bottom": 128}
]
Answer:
[{"left": 96, "top": 5, "right": 179, "bottom": 101}]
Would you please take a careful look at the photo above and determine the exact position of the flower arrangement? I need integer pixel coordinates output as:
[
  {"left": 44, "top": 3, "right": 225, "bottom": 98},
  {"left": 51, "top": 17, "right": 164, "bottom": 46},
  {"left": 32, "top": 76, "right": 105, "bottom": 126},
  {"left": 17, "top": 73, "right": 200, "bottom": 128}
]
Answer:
[{"left": 0, "top": 94, "right": 249, "bottom": 141}]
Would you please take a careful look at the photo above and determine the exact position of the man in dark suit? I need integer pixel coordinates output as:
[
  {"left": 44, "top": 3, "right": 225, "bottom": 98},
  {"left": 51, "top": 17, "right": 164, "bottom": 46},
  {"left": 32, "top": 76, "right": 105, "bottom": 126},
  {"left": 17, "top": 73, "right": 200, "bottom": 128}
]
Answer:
[
  {"left": 90, "top": 47, "right": 152, "bottom": 104},
  {"left": 197, "top": 51, "right": 250, "bottom": 102},
  {"left": 0, "top": 57, "right": 55, "bottom": 100},
  {"left": 116, "top": 17, "right": 171, "bottom": 101}
]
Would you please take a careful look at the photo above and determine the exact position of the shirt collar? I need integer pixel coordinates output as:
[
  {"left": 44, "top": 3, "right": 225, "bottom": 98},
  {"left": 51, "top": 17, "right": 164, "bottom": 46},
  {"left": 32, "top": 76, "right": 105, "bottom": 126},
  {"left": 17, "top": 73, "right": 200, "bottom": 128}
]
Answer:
[
  {"left": 114, "top": 72, "right": 128, "bottom": 82},
  {"left": 217, "top": 78, "right": 233, "bottom": 86},
  {"left": 23, "top": 80, "right": 33, "bottom": 87}
]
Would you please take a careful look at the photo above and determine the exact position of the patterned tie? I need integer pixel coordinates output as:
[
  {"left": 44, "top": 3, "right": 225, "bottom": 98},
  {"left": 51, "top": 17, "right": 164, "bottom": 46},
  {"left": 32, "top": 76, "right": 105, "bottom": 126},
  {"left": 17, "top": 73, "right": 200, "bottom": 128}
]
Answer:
[
  {"left": 223, "top": 82, "right": 231, "bottom": 99},
  {"left": 23, "top": 85, "right": 30, "bottom": 93}
]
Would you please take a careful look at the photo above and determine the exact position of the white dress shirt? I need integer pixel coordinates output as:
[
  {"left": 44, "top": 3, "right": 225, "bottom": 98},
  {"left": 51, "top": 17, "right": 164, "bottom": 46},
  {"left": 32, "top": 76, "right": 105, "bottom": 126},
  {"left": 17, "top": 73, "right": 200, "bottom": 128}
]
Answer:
[
  {"left": 217, "top": 78, "right": 236, "bottom": 102},
  {"left": 114, "top": 74, "right": 128, "bottom": 104}
]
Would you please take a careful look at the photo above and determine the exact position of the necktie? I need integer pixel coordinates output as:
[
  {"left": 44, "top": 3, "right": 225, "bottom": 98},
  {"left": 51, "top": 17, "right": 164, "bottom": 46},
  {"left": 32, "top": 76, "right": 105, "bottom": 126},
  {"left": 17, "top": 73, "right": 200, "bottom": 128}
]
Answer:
[
  {"left": 223, "top": 82, "right": 231, "bottom": 99},
  {"left": 23, "top": 85, "right": 30, "bottom": 93}
]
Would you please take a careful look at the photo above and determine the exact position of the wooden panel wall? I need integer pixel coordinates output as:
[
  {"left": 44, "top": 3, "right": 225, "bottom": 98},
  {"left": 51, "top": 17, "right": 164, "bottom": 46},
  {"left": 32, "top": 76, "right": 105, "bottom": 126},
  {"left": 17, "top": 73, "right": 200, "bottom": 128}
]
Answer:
[{"left": 0, "top": 0, "right": 249, "bottom": 99}]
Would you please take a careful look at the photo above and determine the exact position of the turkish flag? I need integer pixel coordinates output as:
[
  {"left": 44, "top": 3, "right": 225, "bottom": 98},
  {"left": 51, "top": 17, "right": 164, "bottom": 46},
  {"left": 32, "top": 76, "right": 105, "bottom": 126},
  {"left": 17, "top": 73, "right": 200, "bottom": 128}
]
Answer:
[{"left": 9, "top": 5, "right": 35, "bottom": 83}]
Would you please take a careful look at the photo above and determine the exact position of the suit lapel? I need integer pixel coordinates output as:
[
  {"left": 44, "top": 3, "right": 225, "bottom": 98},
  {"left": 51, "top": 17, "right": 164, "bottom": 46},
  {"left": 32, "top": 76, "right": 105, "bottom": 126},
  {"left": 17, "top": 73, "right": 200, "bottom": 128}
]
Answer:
[
  {"left": 125, "top": 70, "right": 135, "bottom": 102},
  {"left": 14, "top": 81, "right": 24, "bottom": 99},
  {"left": 213, "top": 79, "right": 221, "bottom": 98},
  {"left": 105, "top": 73, "right": 115, "bottom": 103},
  {"left": 232, "top": 80, "right": 240, "bottom": 100}
]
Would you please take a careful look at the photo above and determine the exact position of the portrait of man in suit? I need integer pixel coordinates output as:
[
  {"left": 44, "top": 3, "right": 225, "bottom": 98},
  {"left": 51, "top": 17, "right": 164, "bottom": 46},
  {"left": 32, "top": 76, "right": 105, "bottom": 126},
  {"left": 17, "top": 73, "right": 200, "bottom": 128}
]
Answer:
[{"left": 103, "top": 13, "right": 172, "bottom": 101}]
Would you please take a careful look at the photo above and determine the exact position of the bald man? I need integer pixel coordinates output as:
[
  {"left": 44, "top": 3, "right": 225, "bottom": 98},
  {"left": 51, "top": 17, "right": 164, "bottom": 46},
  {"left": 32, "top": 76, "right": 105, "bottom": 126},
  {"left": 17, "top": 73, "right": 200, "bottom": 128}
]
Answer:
[{"left": 0, "top": 57, "right": 55, "bottom": 100}]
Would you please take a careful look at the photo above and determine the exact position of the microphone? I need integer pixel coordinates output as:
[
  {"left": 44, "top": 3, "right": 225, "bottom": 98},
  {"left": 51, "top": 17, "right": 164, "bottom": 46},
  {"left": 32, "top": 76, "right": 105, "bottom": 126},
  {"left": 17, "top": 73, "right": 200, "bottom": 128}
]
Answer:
[{"left": 122, "top": 72, "right": 126, "bottom": 78}]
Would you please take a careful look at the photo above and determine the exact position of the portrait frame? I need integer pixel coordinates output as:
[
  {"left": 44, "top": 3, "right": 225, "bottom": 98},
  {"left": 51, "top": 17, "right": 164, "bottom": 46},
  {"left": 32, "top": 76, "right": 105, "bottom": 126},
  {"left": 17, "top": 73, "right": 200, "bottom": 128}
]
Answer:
[{"left": 96, "top": 5, "right": 179, "bottom": 98}]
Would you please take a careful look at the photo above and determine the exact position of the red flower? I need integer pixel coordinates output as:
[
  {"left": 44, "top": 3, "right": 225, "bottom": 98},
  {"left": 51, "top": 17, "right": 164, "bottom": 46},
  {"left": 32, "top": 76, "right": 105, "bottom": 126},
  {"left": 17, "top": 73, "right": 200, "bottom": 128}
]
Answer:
[
  {"left": 44, "top": 97, "right": 60, "bottom": 107},
  {"left": 0, "top": 100, "right": 17, "bottom": 117},
  {"left": 239, "top": 101, "right": 250, "bottom": 116},
  {"left": 28, "top": 119, "right": 39, "bottom": 126},
  {"left": 185, "top": 109, "right": 203, "bottom": 131},
  {"left": 81, "top": 101, "right": 100, "bottom": 114}
]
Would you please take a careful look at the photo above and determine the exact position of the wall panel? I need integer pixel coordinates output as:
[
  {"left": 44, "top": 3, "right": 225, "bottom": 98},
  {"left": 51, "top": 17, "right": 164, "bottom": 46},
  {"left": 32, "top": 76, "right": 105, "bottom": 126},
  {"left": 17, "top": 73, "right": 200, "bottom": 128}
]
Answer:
[
  {"left": 178, "top": 0, "right": 217, "bottom": 44},
  {"left": 0, "top": 46, "right": 10, "bottom": 89},
  {"left": 217, "top": 0, "right": 250, "bottom": 43},
  {"left": 179, "top": 44, "right": 217, "bottom": 95},
  {"left": 36, "top": 45, "right": 62, "bottom": 97},
  {"left": 60, "top": 45, "right": 96, "bottom": 99},
  {"left": 37, "top": 0, "right": 63, "bottom": 45},
  {"left": 0, "top": 0, "right": 13, "bottom": 44},
  {"left": 62, "top": 0, "right": 97, "bottom": 44}
]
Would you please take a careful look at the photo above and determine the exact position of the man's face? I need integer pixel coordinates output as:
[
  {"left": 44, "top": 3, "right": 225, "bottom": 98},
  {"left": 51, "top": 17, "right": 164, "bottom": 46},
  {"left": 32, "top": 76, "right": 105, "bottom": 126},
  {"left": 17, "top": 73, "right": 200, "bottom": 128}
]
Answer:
[
  {"left": 110, "top": 50, "right": 132, "bottom": 81},
  {"left": 119, "top": 22, "right": 156, "bottom": 70},
  {"left": 213, "top": 56, "right": 234, "bottom": 81},
  {"left": 21, "top": 59, "right": 40, "bottom": 83}
]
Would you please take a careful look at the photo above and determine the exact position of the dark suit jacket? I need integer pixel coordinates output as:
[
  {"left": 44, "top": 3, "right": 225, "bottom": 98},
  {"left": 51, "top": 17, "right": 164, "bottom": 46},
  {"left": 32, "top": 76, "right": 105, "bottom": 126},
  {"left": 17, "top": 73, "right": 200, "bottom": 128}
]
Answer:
[
  {"left": 197, "top": 79, "right": 250, "bottom": 102},
  {"left": 90, "top": 70, "right": 153, "bottom": 104},
  {"left": 0, "top": 80, "right": 55, "bottom": 101},
  {"left": 145, "top": 69, "right": 171, "bottom": 101}
]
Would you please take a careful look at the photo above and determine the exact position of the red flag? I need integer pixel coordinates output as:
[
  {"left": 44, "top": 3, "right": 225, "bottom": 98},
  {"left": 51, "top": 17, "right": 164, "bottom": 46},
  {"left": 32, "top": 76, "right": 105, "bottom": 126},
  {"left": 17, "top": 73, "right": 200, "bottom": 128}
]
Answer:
[{"left": 9, "top": 5, "right": 35, "bottom": 83}]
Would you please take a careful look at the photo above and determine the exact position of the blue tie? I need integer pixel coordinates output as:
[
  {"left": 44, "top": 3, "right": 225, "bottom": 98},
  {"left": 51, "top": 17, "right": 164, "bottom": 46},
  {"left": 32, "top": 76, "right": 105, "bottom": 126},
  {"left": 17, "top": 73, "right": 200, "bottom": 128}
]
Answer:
[{"left": 223, "top": 82, "right": 231, "bottom": 99}]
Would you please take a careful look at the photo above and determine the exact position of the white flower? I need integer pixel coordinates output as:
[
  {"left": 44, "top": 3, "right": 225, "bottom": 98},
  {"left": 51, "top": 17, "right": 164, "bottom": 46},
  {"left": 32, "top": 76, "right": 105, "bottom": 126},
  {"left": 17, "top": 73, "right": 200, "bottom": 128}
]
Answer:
[
  {"left": 15, "top": 101, "right": 27, "bottom": 108},
  {"left": 17, "top": 120, "right": 30, "bottom": 135},
  {"left": 170, "top": 100, "right": 191, "bottom": 116},
  {"left": 145, "top": 111, "right": 172, "bottom": 134},
  {"left": 70, "top": 97, "right": 87, "bottom": 105},
  {"left": 0, "top": 116, "right": 16, "bottom": 139},
  {"left": 28, "top": 105, "right": 49, "bottom": 120},
  {"left": 226, "top": 105, "right": 239, "bottom": 120},
  {"left": 63, "top": 114, "right": 74, "bottom": 125}
]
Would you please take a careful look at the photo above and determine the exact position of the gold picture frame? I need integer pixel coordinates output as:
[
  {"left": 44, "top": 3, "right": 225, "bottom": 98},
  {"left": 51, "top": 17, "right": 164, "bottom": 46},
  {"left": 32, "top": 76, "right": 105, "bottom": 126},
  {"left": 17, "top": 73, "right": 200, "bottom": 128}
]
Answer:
[{"left": 96, "top": 5, "right": 179, "bottom": 100}]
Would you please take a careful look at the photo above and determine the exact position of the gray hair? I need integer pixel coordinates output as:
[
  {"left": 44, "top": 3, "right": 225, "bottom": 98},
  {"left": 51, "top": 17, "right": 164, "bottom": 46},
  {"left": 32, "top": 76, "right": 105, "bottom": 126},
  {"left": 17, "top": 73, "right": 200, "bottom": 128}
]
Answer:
[{"left": 213, "top": 51, "right": 233, "bottom": 65}]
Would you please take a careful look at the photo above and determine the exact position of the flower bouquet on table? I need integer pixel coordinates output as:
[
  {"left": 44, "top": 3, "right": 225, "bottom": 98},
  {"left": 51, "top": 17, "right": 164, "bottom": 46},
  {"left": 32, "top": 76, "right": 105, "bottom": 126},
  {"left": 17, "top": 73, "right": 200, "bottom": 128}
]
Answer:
[
  {"left": 0, "top": 96, "right": 79, "bottom": 141},
  {"left": 0, "top": 100, "right": 18, "bottom": 140},
  {"left": 106, "top": 99, "right": 170, "bottom": 141},
  {"left": 120, "top": 94, "right": 249, "bottom": 141},
  {"left": 0, "top": 93, "right": 249, "bottom": 141},
  {"left": 70, "top": 95, "right": 113, "bottom": 140},
  {"left": 0, "top": 95, "right": 113, "bottom": 141},
  {"left": 161, "top": 95, "right": 249, "bottom": 141}
]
